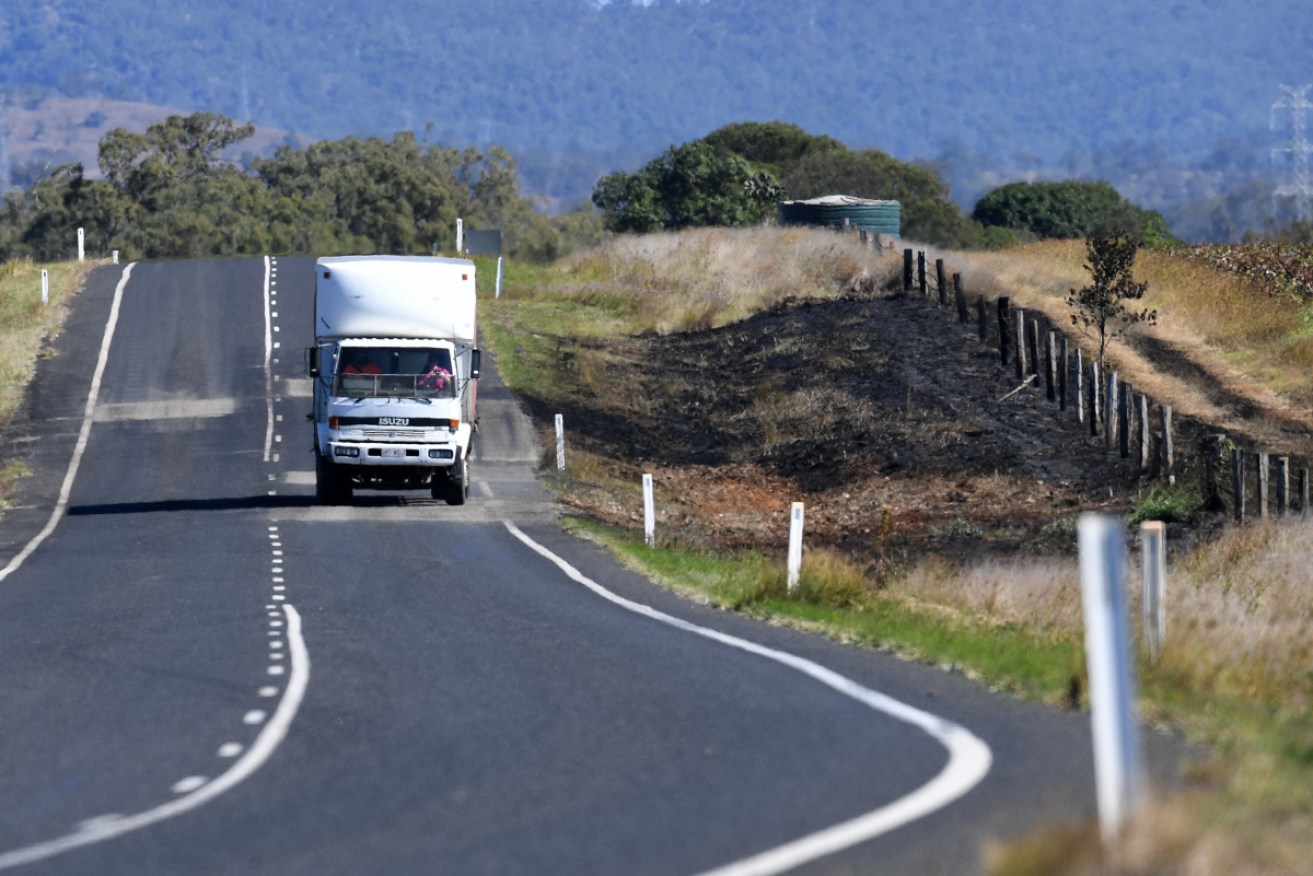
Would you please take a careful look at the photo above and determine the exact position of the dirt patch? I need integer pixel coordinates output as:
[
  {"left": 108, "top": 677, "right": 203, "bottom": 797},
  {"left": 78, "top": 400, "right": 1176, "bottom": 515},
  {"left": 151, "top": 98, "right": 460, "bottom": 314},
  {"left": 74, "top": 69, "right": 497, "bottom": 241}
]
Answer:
[{"left": 514, "top": 287, "right": 1313, "bottom": 571}]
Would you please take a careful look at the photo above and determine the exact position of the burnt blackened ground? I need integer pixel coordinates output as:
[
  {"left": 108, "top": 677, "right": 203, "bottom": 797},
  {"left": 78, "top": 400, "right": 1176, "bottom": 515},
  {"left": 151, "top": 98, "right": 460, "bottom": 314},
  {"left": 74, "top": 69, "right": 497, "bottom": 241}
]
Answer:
[{"left": 520, "top": 290, "right": 1301, "bottom": 569}]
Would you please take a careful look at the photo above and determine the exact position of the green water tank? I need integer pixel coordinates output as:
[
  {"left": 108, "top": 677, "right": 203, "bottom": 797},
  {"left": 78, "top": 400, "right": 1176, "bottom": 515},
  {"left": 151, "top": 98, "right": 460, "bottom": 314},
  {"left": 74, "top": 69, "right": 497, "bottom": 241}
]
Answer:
[{"left": 778, "top": 196, "right": 901, "bottom": 237}]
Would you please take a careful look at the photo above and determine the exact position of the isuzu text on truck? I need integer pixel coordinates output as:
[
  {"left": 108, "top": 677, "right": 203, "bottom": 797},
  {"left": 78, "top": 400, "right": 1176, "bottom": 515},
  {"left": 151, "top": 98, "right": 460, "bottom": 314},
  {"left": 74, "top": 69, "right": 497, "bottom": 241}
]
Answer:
[{"left": 308, "top": 256, "right": 481, "bottom": 505}]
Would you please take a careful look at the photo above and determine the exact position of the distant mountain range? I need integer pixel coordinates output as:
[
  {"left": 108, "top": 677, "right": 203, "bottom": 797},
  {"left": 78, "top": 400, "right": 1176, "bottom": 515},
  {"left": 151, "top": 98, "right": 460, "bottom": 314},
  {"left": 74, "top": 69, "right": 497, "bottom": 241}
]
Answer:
[{"left": 2, "top": 0, "right": 1310, "bottom": 241}]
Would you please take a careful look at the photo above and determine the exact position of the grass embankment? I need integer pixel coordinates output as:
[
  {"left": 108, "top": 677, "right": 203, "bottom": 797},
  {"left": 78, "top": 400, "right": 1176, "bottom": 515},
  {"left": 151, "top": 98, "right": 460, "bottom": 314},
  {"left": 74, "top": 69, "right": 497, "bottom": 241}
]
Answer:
[
  {"left": 0, "top": 258, "right": 97, "bottom": 501},
  {"left": 481, "top": 227, "right": 1313, "bottom": 874}
]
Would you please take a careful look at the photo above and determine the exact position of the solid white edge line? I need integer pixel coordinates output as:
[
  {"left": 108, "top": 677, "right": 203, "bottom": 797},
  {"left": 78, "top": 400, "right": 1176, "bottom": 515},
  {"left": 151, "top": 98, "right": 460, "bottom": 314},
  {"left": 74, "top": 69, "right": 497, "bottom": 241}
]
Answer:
[
  {"left": 0, "top": 604, "right": 311, "bottom": 870},
  {"left": 0, "top": 263, "right": 135, "bottom": 584},
  {"left": 262, "top": 255, "right": 274, "bottom": 463},
  {"left": 502, "top": 521, "right": 993, "bottom": 876}
]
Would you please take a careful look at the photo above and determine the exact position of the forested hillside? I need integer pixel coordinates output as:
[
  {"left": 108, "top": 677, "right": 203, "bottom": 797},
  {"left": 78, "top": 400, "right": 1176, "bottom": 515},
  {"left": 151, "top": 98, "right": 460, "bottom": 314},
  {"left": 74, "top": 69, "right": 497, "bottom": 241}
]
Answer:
[{"left": 1, "top": 0, "right": 1309, "bottom": 240}]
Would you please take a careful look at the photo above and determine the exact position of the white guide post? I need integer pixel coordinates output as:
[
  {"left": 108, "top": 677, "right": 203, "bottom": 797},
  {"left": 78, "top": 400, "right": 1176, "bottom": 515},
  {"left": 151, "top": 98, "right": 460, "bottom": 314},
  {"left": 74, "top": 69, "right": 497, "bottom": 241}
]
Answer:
[
  {"left": 112, "top": 250, "right": 119, "bottom": 265},
  {"left": 555, "top": 413, "right": 565, "bottom": 472},
  {"left": 642, "top": 473, "right": 655, "bottom": 547},
  {"left": 786, "top": 501, "right": 805, "bottom": 592},
  {"left": 1140, "top": 521, "right": 1166, "bottom": 663},
  {"left": 1078, "top": 514, "right": 1145, "bottom": 845},
  {"left": 40, "top": 269, "right": 48, "bottom": 305},
  {"left": 456, "top": 218, "right": 464, "bottom": 255},
  {"left": 495, "top": 256, "right": 504, "bottom": 299},
  {"left": 77, "top": 227, "right": 85, "bottom": 262}
]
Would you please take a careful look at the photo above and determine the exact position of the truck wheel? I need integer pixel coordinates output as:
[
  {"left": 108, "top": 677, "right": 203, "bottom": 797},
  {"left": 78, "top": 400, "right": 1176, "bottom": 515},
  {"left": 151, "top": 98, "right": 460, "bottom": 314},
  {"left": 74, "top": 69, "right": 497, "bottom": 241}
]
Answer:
[
  {"left": 442, "top": 448, "right": 468, "bottom": 506},
  {"left": 316, "top": 455, "right": 352, "bottom": 505}
]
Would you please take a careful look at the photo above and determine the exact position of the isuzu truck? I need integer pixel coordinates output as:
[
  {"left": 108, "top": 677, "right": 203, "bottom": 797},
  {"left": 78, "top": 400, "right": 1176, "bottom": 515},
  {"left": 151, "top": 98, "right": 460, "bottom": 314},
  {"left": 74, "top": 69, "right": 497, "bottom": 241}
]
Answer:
[{"left": 308, "top": 255, "right": 480, "bottom": 505}]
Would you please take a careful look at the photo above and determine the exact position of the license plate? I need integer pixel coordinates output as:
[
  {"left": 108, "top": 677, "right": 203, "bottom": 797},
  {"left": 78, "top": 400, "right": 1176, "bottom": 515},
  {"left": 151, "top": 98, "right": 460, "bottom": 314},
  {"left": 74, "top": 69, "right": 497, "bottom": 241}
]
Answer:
[{"left": 381, "top": 447, "right": 406, "bottom": 459}]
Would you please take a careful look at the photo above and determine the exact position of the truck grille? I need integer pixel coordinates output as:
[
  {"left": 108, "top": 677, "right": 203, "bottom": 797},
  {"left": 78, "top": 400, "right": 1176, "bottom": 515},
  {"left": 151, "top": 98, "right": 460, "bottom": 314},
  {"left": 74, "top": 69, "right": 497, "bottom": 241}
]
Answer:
[{"left": 359, "top": 428, "right": 428, "bottom": 440}]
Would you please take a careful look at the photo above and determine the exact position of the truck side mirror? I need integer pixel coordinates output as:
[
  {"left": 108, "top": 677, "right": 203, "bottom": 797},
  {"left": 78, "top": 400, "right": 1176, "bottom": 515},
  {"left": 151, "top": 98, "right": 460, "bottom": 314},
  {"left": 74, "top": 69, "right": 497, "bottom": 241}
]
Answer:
[
  {"left": 470, "top": 349, "right": 482, "bottom": 379},
  {"left": 306, "top": 346, "right": 320, "bottom": 377}
]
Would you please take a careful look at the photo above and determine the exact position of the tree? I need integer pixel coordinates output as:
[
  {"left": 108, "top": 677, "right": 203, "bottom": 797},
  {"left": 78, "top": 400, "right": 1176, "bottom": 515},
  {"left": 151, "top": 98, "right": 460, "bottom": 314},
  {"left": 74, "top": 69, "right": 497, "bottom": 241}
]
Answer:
[
  {"left": 702, "top": 121, "right": 842, "bottom": 177},
  {"left": 1066, "top": 230, "right": 1157, "bottom": 366},
  {"left": 973, "top": 180, "right": 1174, "bottom": 245},
  {"left": 592, "top": 141, "right": 776, "bottom": 233}
]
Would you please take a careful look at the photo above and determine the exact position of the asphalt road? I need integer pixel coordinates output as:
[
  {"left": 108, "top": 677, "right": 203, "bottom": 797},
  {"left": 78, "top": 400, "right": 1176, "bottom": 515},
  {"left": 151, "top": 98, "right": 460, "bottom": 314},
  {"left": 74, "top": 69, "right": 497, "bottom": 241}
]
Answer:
[{"left": 0, "top": 257, "right": 1169, "bottom": 875}]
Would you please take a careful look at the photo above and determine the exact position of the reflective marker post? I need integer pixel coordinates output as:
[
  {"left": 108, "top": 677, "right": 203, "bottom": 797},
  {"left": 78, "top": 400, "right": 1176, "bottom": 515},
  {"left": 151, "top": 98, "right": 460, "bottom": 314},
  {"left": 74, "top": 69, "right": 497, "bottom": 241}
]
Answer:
[
  {"left": 41, "top": 269, "right": 48, "bottom": 306},
  {"left": 642, "top": 473, "right": 655, "bottom": 547},
  {"left": 555, "top": 414, "right": 565, "bottom": 472},
  {"left": 786, "top": 502, "right": 805, "bottom": 592},
  {"left": 1140, "top": 521, "right": 1166, "bottom": 663},
  {"left": 1078, "top": 514, "right": 1145, "bottom": 844}
]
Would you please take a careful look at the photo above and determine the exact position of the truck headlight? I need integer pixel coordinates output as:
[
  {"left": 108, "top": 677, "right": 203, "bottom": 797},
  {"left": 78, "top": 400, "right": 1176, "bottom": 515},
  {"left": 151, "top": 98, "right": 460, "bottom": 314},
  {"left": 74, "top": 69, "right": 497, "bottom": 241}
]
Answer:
[{"left": 334, "top": 446, "right": 360, "bottom": 458}]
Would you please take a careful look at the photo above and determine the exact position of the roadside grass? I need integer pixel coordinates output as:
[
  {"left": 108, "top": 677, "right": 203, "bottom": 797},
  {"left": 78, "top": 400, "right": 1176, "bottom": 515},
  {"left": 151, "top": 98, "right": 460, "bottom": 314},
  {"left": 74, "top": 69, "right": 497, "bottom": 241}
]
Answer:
[
  {"left": 0, "top": 258, "right": 95, "bottom": 506},
  {"left": 0, "top": 258, "right": 94, "bottom": 423},
  {"left": 565, "top": 518, "right": 1084, "bottom": 704},
  {"left": 482, "top": 228, "right": 1313, "bottom": 872}
]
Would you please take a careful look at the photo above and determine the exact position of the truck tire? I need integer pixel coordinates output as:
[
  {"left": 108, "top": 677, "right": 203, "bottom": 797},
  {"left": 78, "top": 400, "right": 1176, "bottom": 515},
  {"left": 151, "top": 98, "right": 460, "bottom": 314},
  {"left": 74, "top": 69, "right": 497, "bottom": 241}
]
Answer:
[
  {"left": 441, "top": 448, "right": 468, "bottom": 506},
  {"left": 316, "top": 455, "right": 352, "bottom": 505}
]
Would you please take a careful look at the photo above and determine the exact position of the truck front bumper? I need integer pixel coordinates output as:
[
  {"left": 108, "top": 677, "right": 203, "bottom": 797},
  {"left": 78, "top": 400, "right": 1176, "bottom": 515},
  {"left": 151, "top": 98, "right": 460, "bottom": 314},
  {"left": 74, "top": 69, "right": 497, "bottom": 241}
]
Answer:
[{"left": 328, "top": 442, "right": 456, "bottom": 467}]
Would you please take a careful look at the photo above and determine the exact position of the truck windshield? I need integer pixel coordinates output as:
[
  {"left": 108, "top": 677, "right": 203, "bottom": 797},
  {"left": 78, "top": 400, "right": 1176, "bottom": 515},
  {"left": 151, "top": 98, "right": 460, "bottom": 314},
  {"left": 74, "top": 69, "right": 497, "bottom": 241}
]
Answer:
[{"left": 334, "top": 347, "right": 455, "bottom": 399}]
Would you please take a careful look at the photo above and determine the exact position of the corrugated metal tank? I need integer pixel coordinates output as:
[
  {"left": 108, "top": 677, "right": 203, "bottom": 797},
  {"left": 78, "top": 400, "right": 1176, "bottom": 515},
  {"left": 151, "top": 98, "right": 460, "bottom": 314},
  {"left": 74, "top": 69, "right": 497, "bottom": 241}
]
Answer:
[{"left": 777, "top": 196, "right": 901, "bottom": 237}]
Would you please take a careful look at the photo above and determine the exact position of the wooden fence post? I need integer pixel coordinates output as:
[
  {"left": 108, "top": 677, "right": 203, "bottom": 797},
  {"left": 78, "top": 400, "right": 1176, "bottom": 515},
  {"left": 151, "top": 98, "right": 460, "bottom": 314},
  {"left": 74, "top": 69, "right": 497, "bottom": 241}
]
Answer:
[
  {"left": 1137, "top": 394, "right": 1150, "bottom": 474},
  {"left": 997, "top": 298, "right": 1010, "bottom": 366},
  {"left": 1232, "top": 448, "right": 1246, "bottom": 522},
  {"left": 1045, "top": 332, "right": 1057, "bottom": 403},
  {"left": 1257, "top": 452, "right": 1269, "bottom": 520},
  {"left": 1059, "top": 337, "right": 1069, "bottom": 410},
  {"left": 936, "top": 258, "right": 947, "bottom": 307},
  {"left": 955, "top": 273, "right": 969, "bottom": 323},
  {"left": 1275, "top": 456, "right": 1289, "bottom": 516},
  {"left": 976, "top": 297, "right": 988, "bottom": 342},
  {"left": 918, "top": 251, "right": 927, "bottom": 297},
  {"left": 1014, "top": 309, "right": 1026, "bottom": 381},
  {"left": 1089, "top": 361, "right": 1101, "bottom": 437},
  {"left": 1118, "top": 381, "right": 1131, "bottom": 459},
  {"left": 903, "top": 249, "right": 913, "bottom": 293},
  {"left": 1160, "top": 405, "right": 1175, "bottom": 484},
  {"left": 1201, "top": 434, "right": 1227, "bottom": 511},
  {"left": 1027, "top": 319, "right": 1041, "bottom": 379},
  {"left": 1076, "top": 349, "right": 1085, "bottom": 424},
  {"left": 1105, "top": 371, "right": 1118, "bottom": 451},
  {"left": 1302, "top": 468, "right": 1310, "bottom": 518}
]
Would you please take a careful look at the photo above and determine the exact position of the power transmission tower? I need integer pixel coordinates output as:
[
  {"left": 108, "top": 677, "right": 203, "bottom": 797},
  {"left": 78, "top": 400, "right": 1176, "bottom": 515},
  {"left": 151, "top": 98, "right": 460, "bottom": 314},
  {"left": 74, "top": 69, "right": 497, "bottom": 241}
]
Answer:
[{"left": 1271, "top": 84, "right": 1313, "bottom": 223}]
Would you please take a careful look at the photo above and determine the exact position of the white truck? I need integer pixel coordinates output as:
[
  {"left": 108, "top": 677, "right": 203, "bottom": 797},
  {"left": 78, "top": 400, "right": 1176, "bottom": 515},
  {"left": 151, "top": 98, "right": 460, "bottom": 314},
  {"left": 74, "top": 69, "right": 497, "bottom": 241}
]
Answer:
[{"left": 308, "top": 255, "right": 481, "bottom": 505}]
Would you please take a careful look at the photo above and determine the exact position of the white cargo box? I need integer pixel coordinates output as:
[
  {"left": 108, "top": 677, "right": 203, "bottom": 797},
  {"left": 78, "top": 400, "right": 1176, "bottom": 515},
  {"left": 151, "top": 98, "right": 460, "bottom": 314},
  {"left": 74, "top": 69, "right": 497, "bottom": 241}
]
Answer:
[{"left": 315, "top": 256, "right": 477, "bottom": 343}]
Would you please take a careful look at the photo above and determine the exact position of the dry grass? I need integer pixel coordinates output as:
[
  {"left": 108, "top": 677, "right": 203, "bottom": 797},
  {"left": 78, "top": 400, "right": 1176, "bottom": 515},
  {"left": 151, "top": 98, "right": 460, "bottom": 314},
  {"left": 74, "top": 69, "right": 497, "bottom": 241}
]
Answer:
[
  {"left": 897, "top": 517, "right": 1313, "bottom": 707},
  {"left": 0, "top": 258, "right": 95, "bottom": 426},
  {"left": 560, "top": 226, "right": 898, "bottom": 333},
  {"left": 896, "top": 518, "right": 1313, "bottom": 874},
  {"left": 1161, "top": 519, "right": 1313, "bottom": 705},
  {"left": 894, "top": 556, "right": 1084, "bottom": 634}
]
